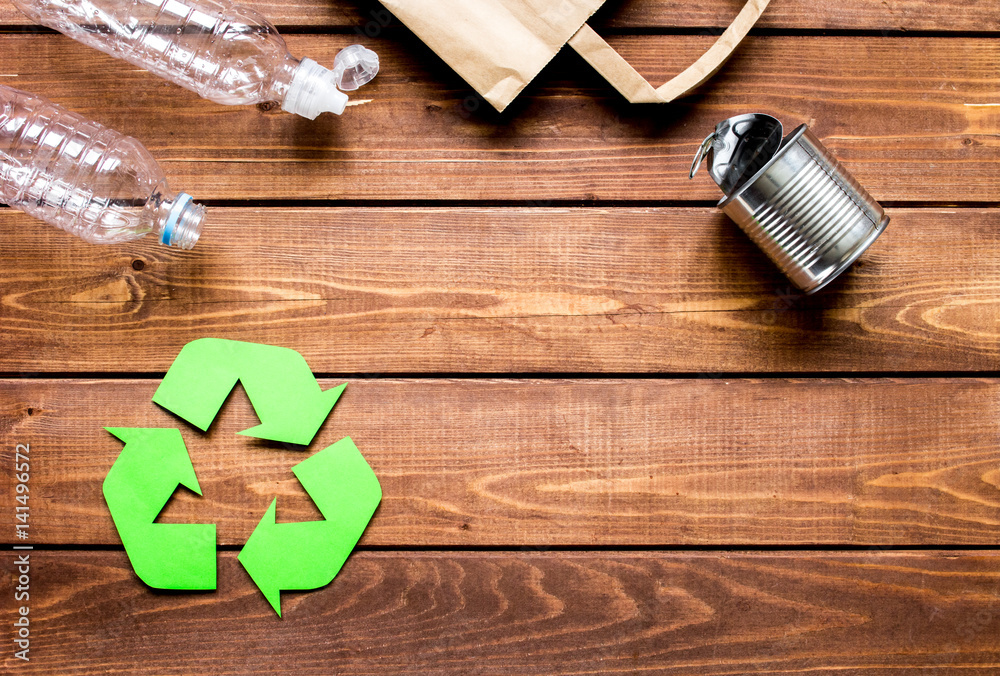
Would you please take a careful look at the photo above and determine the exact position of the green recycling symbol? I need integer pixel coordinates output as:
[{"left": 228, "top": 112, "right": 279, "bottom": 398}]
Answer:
[{"left": 102, "top": 338, "right": 382, "bottom": 617}]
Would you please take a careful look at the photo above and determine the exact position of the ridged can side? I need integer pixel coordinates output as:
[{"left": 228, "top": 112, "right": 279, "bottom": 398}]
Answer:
[{"left": 721, "top": 126, "right": 889, "bottom": 294}]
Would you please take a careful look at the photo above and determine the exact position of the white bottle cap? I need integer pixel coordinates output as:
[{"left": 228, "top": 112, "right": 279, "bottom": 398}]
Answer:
[
  {"left": 282, "top": 58, "right": 349, "bottom": 120},
  {"left": 332, "top": 45, "right": 380, "bottom": 91}
]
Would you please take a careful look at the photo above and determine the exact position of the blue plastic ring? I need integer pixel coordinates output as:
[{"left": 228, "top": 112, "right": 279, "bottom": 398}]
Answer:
[{"left": 161, "top": 193, "right": 193, "bottom": 246}]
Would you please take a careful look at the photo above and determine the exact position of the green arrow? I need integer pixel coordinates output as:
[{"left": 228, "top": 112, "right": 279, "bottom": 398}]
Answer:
[
  {"left": 238, "top": 437, "right": 381, "bottom": 617},
  {"left": 152, "top": 338, "right": 344, "bottom": 446},
  {"left": 103, "top": 428, "right": 216, "bottom": 590}
]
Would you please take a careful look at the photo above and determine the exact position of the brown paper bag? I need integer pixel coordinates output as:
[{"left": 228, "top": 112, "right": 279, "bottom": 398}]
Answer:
[{"left": 379, "top": 0, "right": 771, "bottom": 112}]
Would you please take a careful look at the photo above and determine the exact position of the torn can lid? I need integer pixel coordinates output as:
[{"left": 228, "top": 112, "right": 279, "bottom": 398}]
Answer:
[{"left": 689, "top": 113, "right": 784, "bottom": 196}]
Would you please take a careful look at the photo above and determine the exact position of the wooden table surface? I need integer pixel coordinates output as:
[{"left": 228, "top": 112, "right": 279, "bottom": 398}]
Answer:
[{"left": 2, "top": 0, "right": 999, "bottom": 673}]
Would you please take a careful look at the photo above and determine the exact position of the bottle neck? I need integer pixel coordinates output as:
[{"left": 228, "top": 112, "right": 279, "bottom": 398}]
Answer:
[{"left": 152, "top": 190, "right": 205, "bottom": 250}]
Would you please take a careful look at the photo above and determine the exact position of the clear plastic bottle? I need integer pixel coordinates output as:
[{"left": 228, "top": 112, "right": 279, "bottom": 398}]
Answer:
[
  {"left": 0, "top": 84, "right": 205, "bottom": 248},
  {"left": 11, "top": 0, "right": 379, "bottom": 120}
]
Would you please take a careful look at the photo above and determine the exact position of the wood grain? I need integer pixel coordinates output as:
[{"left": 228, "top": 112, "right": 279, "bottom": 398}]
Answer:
[
  {"left": 2, "top": 35, "right": 995, "bottom": 202},
  {"left": 600, "top": 0, "right": 1000, "bottom": 31},
  {"left": 4, "top": 378, "right": 1000, "bottom": 547},
  {"left": 2, "top": 0, "right": 996, "bottom": 31},
  {"left": 3, "top": 208, "right": 999, "bottom": 373},
  {"left": 2, "top": 550, "right": 998, "bottom": 674},
  {"left": 1, "top": 4, "right": 996, "bottom": 673}
]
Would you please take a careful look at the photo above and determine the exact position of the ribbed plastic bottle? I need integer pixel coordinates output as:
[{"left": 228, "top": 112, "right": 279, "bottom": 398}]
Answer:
[
  {"left": 0, "top": 84, "right": 205, "bottom": 248},
  {"left": 11, "top": 0, "right": 380, "bottom": 119}
]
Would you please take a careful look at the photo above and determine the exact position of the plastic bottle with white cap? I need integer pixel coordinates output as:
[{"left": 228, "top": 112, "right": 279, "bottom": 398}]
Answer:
[
  {"left": 1, "top": 84, "right": 205, "bottom": 248},
  {"left": 11, "top": 0, "right": 379, "bottom": 119}
]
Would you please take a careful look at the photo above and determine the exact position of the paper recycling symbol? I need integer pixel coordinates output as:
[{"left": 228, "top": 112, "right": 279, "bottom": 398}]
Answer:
[{"left": 102, "top": 338, "right": 382, "bottom": 617}]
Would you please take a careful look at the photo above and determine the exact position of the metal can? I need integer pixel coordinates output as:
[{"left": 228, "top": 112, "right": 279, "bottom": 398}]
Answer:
[{"left": 692, "top": 115, "right": 889, "bottom": 294}]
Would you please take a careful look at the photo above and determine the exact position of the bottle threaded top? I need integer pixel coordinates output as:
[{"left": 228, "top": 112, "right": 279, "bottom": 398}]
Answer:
[{"left": 160, "top": 193, "right": 205, "bottom": 250}]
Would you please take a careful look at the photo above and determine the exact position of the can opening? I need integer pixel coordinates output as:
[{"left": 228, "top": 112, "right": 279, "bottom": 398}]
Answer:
[{"left": 689, "top": 113, "right": 784, "bottom": 195}]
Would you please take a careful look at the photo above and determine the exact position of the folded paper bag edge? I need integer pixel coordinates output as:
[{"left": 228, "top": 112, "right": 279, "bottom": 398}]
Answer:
[
  {"left": 567, "top": 24, "right": 662, "bottom": 104},
  {"left": 569, "top": 0, "right": 771, "bottom": 103},
  {"left": 377, "top": 0, "right": 769, "bottom": 110},
  {"left": 378, "top": 0, "right": 605, "bottom": 112}
]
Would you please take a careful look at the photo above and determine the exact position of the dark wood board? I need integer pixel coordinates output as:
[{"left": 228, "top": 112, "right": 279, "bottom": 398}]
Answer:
[
  {"left": 2, "top": 550, "right": 999, "bottom": 674},
  {"left": 1, "top": 1, "right": 995, "bottom": 673},
  {"left": 3, "top": 208, "right": 998, "bottom": 373},
  {"left": 1, "top": 35, "right": 995, "bottom": 202},
  {"left": 4, "top": 378, "right": 1000, "bottom": 547},
  {"left": 2, "top": 0, "right": 997, "bottom": 31}
]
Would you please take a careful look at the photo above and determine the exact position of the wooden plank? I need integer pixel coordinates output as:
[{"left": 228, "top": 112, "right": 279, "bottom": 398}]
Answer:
[
  {"left": 2, "top": 207, "right": 999, "bottom": 373},
  {"left": 2, "top": 550, "right": 998, "bottom": 673},
  {"left": 601, "top": 0, "right": 1000, "bottom": 31},
  {"left": 1, "top": 0, "right": 996, "bottom": 31},
  {"left": 3, "top": 35, "right": 996, "bottom": 202},
  {"left": 4, "top": 378, "right": 1000, "bottom": 546}
]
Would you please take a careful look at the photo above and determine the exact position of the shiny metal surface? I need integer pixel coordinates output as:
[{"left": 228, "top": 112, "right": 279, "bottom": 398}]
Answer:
[
  {"left": 690, "top": 113, "right": 784, "bottom": 195},
  {"left": 718, "top": 125, "right": 889, "bottom": 294}
]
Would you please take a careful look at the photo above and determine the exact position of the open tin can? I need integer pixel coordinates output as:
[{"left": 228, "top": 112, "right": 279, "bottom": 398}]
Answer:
[{"left": 691, "top": 114, "right": 889, "bottom": 294}]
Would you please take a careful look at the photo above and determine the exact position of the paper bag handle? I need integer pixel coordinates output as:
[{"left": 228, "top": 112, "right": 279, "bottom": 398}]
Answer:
[{"left": 568, "top": 0, "right": 771, "bottom": 103}]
